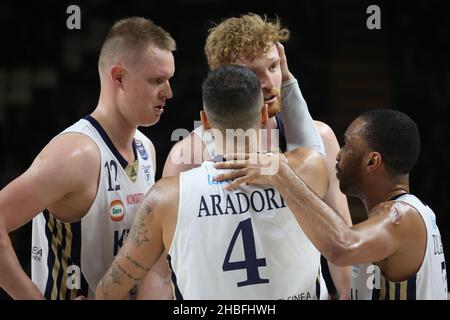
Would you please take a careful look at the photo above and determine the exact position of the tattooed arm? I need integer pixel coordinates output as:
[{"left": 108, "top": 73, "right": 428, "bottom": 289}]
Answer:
[{"left": 96, "top": 177, "right": 179, "bottom": 300}]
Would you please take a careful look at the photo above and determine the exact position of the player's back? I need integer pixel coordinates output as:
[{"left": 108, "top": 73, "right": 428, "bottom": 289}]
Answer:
[{"left": 168, "top": 161, "right": 327, "bottom": 300}]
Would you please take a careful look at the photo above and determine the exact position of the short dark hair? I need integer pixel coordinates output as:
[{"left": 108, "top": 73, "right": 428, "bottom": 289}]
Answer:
[
  {"left": 202, "top": 65, "right": 263, "bottom": 130},
  {"left": 359, "top": 109, "right": 421, "bottom": 175}
]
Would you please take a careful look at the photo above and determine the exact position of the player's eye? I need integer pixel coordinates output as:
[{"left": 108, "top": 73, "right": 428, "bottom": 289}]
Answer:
[{"left": 269, "top": 63, "right": 278, "bottom": 71}]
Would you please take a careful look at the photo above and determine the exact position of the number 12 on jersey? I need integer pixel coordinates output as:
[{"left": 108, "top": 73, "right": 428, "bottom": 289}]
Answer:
[{"left": 223, "top": 218, "right": 269, "bottom": 287}]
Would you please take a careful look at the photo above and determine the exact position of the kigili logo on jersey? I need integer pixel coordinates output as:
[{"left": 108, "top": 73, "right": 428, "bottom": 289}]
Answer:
[
  {"left": 135, "top": 139, "right": 148, "bottom": 160},
  {"left": 110, "top": 199, "right": 125, "bottom": 221}
]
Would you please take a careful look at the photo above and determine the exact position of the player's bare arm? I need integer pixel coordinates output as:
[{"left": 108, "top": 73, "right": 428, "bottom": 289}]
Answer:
[
  {"left": 223, "top": 160, "right": 426, "bottom": 280},
  {"left": 96, "top": 177, "right": 179, "bottom": 300},
  {"left": 315, "top": 121, "right": 352, "bottom": 299},
  {"left": 0, "top": 133, "right": 100, "bottom": 299},
  {"left": 144, "top": 133, "right": 207, "bottom": 300}
]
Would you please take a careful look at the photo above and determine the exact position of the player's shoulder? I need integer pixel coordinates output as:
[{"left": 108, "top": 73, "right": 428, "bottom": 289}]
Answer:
[
  {"left": 314, "top": 120, "right": 337, "bottom": 141},
  {"left": 148, "top": 176, "right": 180, "bottom": 207},
  {"left": 287, "top": 147, "right": 325, "bottom": 167},
  {"left": 35, "top": 132, "right": 101, "bottom": 181},
  {"left": 155, "top": 175, "right": 179, "bottom": 188},
  {"left": 285, "top": 147, "right": 327, "bottom": 179},
  {"left": 47, "top": 132, "right": 100, "bottom": 163},
  {"left": 370, "top": 199, "right": 424, "bottom": 229}
]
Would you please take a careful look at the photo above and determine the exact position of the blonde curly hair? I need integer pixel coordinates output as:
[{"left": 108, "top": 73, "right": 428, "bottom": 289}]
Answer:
[{"left": 205, "top": 13, "right": 290, "bottom": 70}]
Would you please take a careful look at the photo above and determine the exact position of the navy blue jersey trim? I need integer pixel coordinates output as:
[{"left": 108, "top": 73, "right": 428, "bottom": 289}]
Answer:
[
  {"left": 406, "top": 275, "right": 417, "bottom": 300},
  {"left": 54, "top": 221, "right": 67, "bottom": 300},
  {"left": 42, "top": 210, "right": 89, "bottom": 299},
  {"left": 394, "top": 283, "right": 401, "bottom": 300},
  {"left": 372, "top": 285, "right": 380, "bottom": 300},
  {"left": 71, "top": 220, "right": 89, "bottom": 298},
  {"left": 43, "top": 210, "right": 55, "bottom": 299},
  {"left": 275, "top": 114, "right": 287, "bottom": 153},
  {"left": 385, "top": 276, "right": 390, "bottom": 299},
  {"left": 83, "top": 115, "right": 137, "bottom": 169},
  {"left": 389, "top": 193, "right": 409, "bottom": 201},
  {"left": 167, "top": 254, "right": 184, "bottom": 300},
  {"left": 315, "top": 266, "right": 321, "bottom": 299}
]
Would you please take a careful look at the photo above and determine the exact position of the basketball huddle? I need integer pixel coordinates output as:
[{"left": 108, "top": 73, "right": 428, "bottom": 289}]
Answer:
[{"left": 0, "top": 14, "right": 447, "bottom": 300}]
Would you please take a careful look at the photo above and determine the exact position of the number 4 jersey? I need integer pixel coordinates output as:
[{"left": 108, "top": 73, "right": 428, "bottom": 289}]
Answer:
[
  {"left": 31, "top": 115, "right": 155, "bottom": 299},
  {"left": 168, "top": 161, "right": 328, "bottom": 300}
]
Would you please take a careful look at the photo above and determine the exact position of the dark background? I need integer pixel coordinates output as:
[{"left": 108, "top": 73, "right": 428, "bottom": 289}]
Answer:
[{"left": 0, "top": 0, "right": 449, "bottom": 299}]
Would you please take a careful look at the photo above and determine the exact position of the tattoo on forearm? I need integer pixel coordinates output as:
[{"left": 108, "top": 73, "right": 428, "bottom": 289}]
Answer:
[
  {"left": 99, "top": 261, "right": 126, "bottom": 296},
  {"left": 128, "top": 185, "right": 159, "bottom": 247},
  {"left": 99, "top": 260, "right": 144, "bottom": 297},
  {"left": 126, "top": 255, "right": 150, "bottom": 272}
]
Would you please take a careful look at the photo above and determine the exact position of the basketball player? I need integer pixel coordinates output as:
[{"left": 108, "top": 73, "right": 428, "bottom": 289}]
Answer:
[
  {"left": 215, "top": 110, "right": 448, "bottom": 299},
  {"left": 152, "top": 13, "right": 351, "bottom": 299},
  {"left": 96, "top": 65, "right": 330, "bottom": 300},
  {"left": 0, "top": 17, "right": 175, "bottom": 299}
]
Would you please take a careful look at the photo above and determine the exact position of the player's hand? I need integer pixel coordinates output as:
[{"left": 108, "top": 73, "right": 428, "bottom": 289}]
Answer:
[
  {"left": 213, "top": 153, "right": 289, "bottom": 190},
  {"left": 74, "top": 295, "right": 86, "bottom": 300},
  {"left": 276, "top": 42, "right": 294, "bottom": 83}
]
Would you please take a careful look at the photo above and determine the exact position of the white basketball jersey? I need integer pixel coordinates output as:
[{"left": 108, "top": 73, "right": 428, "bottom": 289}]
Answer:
[
  {"left": 168, "top": 161, "right": 328, "bottom": 300},
  {"left": 351, "top": 194, "right": 447, "bottom": 300},
  {"left": 31, "top": 116, "right": 155, "bottom": 299},
  {"left": 193, "top": 125, "right": 216, "bottom": 158}
]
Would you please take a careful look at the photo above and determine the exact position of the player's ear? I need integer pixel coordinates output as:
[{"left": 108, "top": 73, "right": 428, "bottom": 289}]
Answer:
[
  {"left": 110, "top": 64, "right": 125, "bottom": 88},
  {"left": 261, "top": 104, "right": 269, "bottom": 125},
  {"left": 200, "top": 110, "right": 211, "bottom": 129},
  {"left": 366, "top": 151, "right": 382, "bottom": 171}
]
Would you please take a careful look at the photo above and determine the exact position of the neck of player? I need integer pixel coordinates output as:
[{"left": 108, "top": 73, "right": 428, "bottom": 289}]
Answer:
[
  {"left": 362, "top": 174, "right": 410, "bottom": 213},
  {"left": 213, "top": 128, "right": 267, "bottom": 156},
  {"left": 91, "top": 101, "right": 137, "bottom": 164}
]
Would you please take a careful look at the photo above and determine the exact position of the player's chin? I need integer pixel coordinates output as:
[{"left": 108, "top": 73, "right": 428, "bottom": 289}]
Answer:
[
  {"left": 268, "top": 101, "right": 282, "bottom": 118},
  {"left": 140, "top": 115, "right": 161, "bottom": 127}
]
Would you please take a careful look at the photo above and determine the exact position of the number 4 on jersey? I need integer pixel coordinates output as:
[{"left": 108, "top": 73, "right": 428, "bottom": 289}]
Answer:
[{"left": 223, "top": 218, "right": 269, "bottom": 287}]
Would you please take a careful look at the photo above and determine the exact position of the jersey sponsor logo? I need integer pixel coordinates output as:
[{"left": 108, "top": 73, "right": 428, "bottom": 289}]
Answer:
[
  {"left": 126, "top": 193, "right": 144, "bottom": 205},
  {"left": 32, "top": 246, "right": 43, "bottom": 262},
  {"left": 110, "top": 199, "right": 125, "bottom": 221},
  {"left": 352, "top": 264, "right": 360, "bottom": 276},
  {"left": 130, "top": 165, "right": 137, "bottom": 180},
  {"left": 207, "top": 174, "right": 230, "bottom": 185},
  {"left": 135, "top": 139, "right": 148, "bottom": 160},
  {"left": 433, "top": 234, "right": 444, "bottom": 255},
  {"left": 142, "top": 165, "right": 153, "bottom": 185},
  {"left": 281, "top": 292, "right": 313, "bottom": 300}
]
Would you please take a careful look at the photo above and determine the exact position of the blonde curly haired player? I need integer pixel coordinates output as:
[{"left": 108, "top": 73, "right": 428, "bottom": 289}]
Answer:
[{"left": 205, "top": 14, "right": 289, "bottom": 117}]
